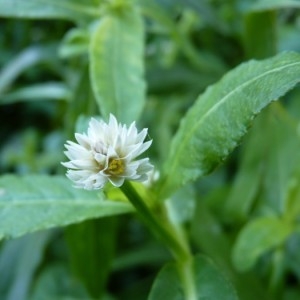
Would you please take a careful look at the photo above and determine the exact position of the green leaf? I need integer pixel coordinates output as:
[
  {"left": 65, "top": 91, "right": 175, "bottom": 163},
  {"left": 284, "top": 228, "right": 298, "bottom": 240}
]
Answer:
[
  {"left": 224, "top": 105, "right": 300, "bottom": 221},
  {"left": 260, "top": 107, "right": 300, "bottom": 214},
  {"left": 0, "top": 231, "right": 51, "bottom": 300},
  {"left": 160, "top": 52, "right": 300, "bottom": 197},
  {"left": 30, "top": 264, "right": 89, "bottom": 300},
  {"left": 0, "top": 0, "right": 99, "bottom": 22},
  {"left": 64, "top": 68, "right": 98, "bottom": 138},
  {"left": 243, "top": 11, "right": 277, "bottom": 59},
  {"left": 165, "top": 185, "right": 196, "bottom": 225},
  {"left": 65, "top": 217, "right": 117, "bottom": 299},
  {"left": 285, "top": 165, "right": 300, "bottom": 221},
  {"left": 191, "top": 199, "right": 269, "bottom": 300},
  {"left": 89, "top": 7, "right": 146, "bottom": 124},
  {"left": 0, "top": 83, "right": 71, "bottom": 104},
  {"left": 0, "top": 175, "right": 133, "bottom": 240},
  {"left": 247, "top": 0, "right": 300, "bottom": 12},
  {"left": 0, "top": 46, "right": 58, "bottom": 94},
  {"left": 224, "top": 113, "right": 267, "bottom": 223},
  {"left": 59, "top": 28, "right": 89, "bottom": 59},
  {"left": 232, "top": 216, "right": 293, "bottom": 272},
  {"left": 148, "top": 254, "right": 238, "bottom": 300}
]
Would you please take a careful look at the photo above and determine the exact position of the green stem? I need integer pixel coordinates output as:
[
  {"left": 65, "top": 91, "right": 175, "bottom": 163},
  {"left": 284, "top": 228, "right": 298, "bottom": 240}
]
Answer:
[
  {"left": 179, "top": 259, "right": 197, "bottom": 300},
  {"left": 120, "top": 181, "right": 190, "bottom": 262},
  {"left": 121, "top": 181, "right": 198, "bottom": 299}
]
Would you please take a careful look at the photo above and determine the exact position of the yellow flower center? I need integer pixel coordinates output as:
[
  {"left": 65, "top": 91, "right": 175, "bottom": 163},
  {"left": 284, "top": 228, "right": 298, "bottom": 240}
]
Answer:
[{"left": 107, "top": 158, "right": 124, "bottom": 175}]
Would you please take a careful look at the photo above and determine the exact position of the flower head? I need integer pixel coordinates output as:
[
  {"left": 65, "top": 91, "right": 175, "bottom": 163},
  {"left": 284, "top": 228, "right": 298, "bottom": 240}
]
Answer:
[{"left": 62, "top": 114, "right": 153, "bottom": 190}]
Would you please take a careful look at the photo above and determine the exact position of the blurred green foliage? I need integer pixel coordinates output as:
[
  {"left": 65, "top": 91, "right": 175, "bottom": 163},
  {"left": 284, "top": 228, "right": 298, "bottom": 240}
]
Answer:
[{"left": 0, "top": 0, "right": 300, "bottom": 299}]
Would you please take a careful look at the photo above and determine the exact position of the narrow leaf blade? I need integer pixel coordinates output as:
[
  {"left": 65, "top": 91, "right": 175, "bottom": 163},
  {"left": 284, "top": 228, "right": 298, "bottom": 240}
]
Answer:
[
  {"left": 0, "top": 175, "right": 133, "bottom": 240},
  {"left": 0, "top": 83, "right": 71, "bottom": 104},
  {"left": 0, "top": 0, "right": 98, "bottom": 21},
  {"left": 161, "top": 52, "right": 300, "bottom": 196},
  {"left": 247, "top": 0, "right": 300, "bottom": 12}
]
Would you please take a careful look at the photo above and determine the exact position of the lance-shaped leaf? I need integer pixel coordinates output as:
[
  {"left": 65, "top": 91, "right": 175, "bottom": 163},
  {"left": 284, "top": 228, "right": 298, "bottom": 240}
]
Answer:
[
  {"left": 0, "top": 0, "right": 99, "bottom": 22},
  {"left": 0, "top": 175, "right": 133, "bottom": 240},
  {"left": 160, "top": 52, "right": 300, "bottom": 197},
  {"left": 89, "top": 7, "right": 145, "bottom": 124},
  {"left": 244, "top": 0, "right": 300, "bottom": 12}
]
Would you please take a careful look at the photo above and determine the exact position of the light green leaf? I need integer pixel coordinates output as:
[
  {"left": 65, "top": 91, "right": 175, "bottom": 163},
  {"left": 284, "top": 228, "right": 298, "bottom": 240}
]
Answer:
[
  {"left": 59, "top": 28, "right": 89, "bottom": 59},
  {"left": 149, "top": 254, "right": 238, "bottom": 300},
  {"left": 0, "top": 0, "right": 99, "bottom": 22},
  {"left": 0, "top": 175, "right": 133, "bottom": 240},
  {"left": 160, "top": 52, "right": 300, "bottom": 197},
  {"left": 89, "top": 7, "right": 146, "bottom": 124},
  {"left": 0, "top": 83, "right": 71, "bottom": 104},
  {"left": 232, "top": 216, "right": 292, "bottom": 272},
  {"left": 248, "top": 0, "right": 300, "bottom": 12},
  {"left": 261, "top": 108, "right": 300, "bottom": 214}
]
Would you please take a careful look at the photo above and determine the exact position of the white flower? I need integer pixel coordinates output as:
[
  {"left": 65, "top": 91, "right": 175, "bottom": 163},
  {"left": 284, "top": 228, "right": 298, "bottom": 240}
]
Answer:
[{"left": 62, "top": 114, "right": 153, "bottom": 190}]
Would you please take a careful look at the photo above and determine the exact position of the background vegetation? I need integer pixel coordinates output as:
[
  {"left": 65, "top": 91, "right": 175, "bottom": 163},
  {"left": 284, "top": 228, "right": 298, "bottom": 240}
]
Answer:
[{"left": 1, "top": 0, "right": 300, "bottom": 299}]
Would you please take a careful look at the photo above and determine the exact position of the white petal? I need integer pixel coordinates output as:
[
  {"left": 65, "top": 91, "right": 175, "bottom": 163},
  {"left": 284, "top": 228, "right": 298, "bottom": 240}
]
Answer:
[
  {"left": 75, "top": 133, "right": 91, "bottom": 149},
  {"left": 94, "top": 153, "right": 107, "bottom": 165},
  {"left": 63, "top": 159, "right": 98, "bottom": 170},
  {"left": 88, "top": 118, "right": 104, "bottom": 140},
  {"left": 126, "top": 140, "right": 152, "bottom": 159},
  {"left": 127, "top": 121, "right": 138, "bottom": 140},
  {"left": 66, "top": 169, "right": 92, "bottom": 181},
  {"left": 64, "top": 142, "right": 91, "bottom": 159},
  {"left": 108, "top": 114, "right": 119, "bottom": 136},
  {"left": 135, "top": 128, "right": 148, "bottom": 143}
]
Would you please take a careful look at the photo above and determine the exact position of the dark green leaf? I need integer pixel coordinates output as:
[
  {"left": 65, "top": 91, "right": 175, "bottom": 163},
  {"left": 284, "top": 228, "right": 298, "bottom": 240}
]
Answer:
[
  {"left": 149, "top": 255, "right": 238, "bottom": 300},
  {"left": 191, "top": 199, "right": 269, "bottom": 300},
  {"left": 30, "top": 264, "right": 89, "bottom": 300},
  {"left": 65, "top": 217, "right": 117, "bottom": 299},
  {"left": 243, "top": 11, "right": 277, "bottom": 59}
]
